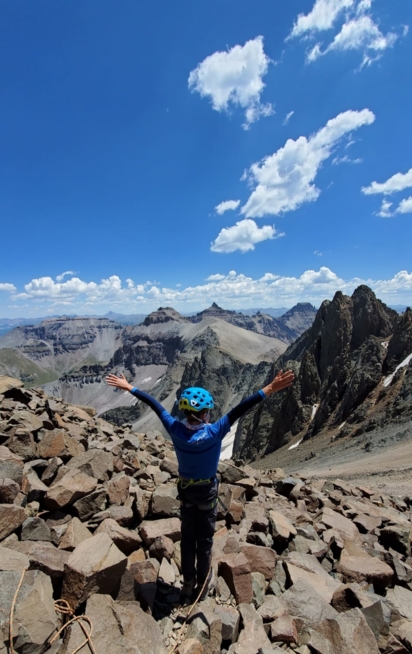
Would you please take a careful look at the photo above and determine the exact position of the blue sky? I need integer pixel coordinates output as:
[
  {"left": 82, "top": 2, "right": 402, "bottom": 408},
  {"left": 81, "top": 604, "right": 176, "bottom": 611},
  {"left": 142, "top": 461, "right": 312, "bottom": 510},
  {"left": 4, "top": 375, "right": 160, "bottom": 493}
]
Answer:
[{"left": 1, "top": 0, "right": 411, "bottom": 317}]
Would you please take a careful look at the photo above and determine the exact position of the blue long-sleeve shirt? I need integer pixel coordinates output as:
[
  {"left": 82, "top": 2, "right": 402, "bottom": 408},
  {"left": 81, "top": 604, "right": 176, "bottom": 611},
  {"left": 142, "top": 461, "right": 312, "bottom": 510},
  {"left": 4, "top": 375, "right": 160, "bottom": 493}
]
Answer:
[{"left": 129, "top": 387, "right": 266, "bottom": 479}]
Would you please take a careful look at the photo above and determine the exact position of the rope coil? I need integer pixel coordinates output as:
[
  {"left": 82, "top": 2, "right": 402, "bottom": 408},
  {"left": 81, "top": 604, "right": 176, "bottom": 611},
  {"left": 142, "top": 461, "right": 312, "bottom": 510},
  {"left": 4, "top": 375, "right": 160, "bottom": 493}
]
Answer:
[
  {"left": 9, "top": 566, "right": 213, "bottom": 654},
  {"left": 8, "top": 570, "right": 97, "bottom": 654}
]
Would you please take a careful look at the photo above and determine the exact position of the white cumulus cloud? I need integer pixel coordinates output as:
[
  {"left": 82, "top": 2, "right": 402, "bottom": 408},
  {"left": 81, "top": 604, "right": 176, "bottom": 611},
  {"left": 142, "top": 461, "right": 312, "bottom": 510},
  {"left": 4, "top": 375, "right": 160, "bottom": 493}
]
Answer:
[
  {"left": 362, "top": 168, "right": 412, "bottom": 195},
  {"left": 377, "top": 199, "right": 393, "bottom": 218},
  {"left": 290, "top": 0, "right": 402, "bottom": 67},
  {"left": 188, "top": 36, "right": 274, "bottom": 129},
  {"left": 241, "top": 109, "right": 375, "bottom": 218},
  {"left": 215, "top": 200, "right": 241, "bottom": 215},
  {"left": 289, "top": 0, "right": 355, "bottom": 38},
  {"left": 4, "top": 267, "right": 412, "bottom": 313},
  {"left": 56, "top": 270, "right": 77, "bottom": 282},
  {"left": 397, "top": 197, "right": 412, "bottom": 214},
  {"left": 211, "top": 219, "right": 282, "bottom": 253},
  {"left": 308, "top": 15, "right": 398, "bottom": 64},
  {"left": 205, "top": 274, "right": 226, "bottom": 281},
  {"left": 0, "top": 283, "right": 16, "bottom": 292}
]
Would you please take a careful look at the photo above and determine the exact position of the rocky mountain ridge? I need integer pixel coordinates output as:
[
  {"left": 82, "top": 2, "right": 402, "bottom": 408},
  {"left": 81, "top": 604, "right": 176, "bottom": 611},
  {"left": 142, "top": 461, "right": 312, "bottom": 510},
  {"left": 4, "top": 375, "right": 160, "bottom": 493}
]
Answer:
[
  {"left": 234, "top": 286, "right": 412, "bottom": 463},
  {"left": 0, "top": 375, "right": 411, "bottom": 654},
  {"left": 0, "top": 303, "right": 314, "bottom": 394},
  {"left": 43, "top": 316, "right": 285, "bottom": 429},
  {"left": 1, "top": 304, "right": 315, "bottom": 429}
]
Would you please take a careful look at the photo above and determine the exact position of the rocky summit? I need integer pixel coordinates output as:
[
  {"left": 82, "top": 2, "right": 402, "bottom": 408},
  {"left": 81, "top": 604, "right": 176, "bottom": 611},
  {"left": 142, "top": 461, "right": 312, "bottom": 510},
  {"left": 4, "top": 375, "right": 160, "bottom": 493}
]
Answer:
[
  {"left": 236, "top": 286, "right": 412, "bottom": 462},
  {"left": 0, "top": 375, "right": 411, "bottom": 654}
]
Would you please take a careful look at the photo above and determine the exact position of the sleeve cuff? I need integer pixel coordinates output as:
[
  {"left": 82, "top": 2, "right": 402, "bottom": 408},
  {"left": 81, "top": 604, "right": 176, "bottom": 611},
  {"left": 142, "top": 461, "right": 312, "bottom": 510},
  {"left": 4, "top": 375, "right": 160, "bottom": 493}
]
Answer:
[
  {"left": 259, "top": 389, "right": 266, "bottom": 398},
  {"left": 131, "top": 387, "right": 137, "bottom": 393}
]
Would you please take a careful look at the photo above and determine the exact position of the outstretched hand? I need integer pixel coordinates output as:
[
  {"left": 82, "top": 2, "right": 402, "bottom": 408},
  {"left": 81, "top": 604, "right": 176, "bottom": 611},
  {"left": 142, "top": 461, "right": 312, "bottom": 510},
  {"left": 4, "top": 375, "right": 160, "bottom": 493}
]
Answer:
[
  {"left": 106, "top": 373, "right": 133, "bottom": 392},
  {"left": 263, "top": 369, "right": 295, "bottom": 397}
]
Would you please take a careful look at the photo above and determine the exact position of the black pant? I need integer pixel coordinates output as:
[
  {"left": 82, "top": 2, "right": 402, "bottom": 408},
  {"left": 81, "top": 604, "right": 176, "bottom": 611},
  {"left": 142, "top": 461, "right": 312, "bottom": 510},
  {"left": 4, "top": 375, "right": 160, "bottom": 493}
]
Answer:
[{"left": 178, "top": 479, "right": 218, "bottom": 584}]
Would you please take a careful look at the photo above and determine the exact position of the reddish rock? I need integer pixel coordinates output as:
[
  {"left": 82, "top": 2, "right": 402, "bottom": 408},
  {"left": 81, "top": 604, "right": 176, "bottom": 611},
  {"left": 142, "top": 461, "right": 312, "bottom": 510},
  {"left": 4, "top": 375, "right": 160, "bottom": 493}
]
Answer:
[
  {"left": 151, "top": 483, "right": 180, "bottom": 517},
  {"left": 21, "top": 470, "right": 49, "bottom": 502},
  {"left": 0, "top": 545, "right": 29, "bottom": 571},
  {"left": 58, "top": 517, "right": 93, "bottom": 551},
  {"left": 7, "top": 429, "right": 37, "bottom": 461},
  {"left": 95, "top": 518, "right": 141, "bottom": 554},
  {"left": 177, "top": 639, "right": 204, "bottom": 654},
  {"left": 321, "top": 507, "right": 360, "bottom": 541},
  {"left": 66, "top": 449, "right": 114, "bottom": 482},
  {"left": 149, "top": 534, "right": 175, "bottom": 561},
  {"left": 338, "top": 555, "right": 394, "bottom": 589},
  {"left": 108, "top": 505, "right": 134, "bottom": 527},
  {"left": 140, "top": 517, "right": 181, "bottom": 546},
  {"left": 219, "top": 552, "right": 253, "bottom": 604},
  {"left": 269, "top": 510, "right": 297, "bottom": 544},
  {"left": 37, "top": 430, "right": 84, "bottom": 459},
  {"left": 61, "top": 533, "right": 127, "bottom": 609},
  {"left": 229, "top": 602, "right": 271, "bottom": 654},
  {"left": 0, "top": 504, "right": 26, "bottom": 540},
  {"left": 353, "top": 514, "right": 382, "bottom": 533},
  {"left": 240, "top": 543, "right": 277, "bottom": 580},
  {"left": 0, "top": 477, "right": 20, "bottom": 503},
  {"left": 44, "top": 469, "right": 98, "bottom": 510},
  {"left": 29, "top": 542, "right": 70, "bottom": 579},
  {"left": 0, "top": 446, "right": 24, "bottom": 484},
  {"left": 106, "top": 474, "right": 130, "bottom": 506},
  {"left": 129, "top": 558, "right": 158, "bottom": 584},
  {"left": 270, "top": 614, "right": 298, "bottom": 644}
]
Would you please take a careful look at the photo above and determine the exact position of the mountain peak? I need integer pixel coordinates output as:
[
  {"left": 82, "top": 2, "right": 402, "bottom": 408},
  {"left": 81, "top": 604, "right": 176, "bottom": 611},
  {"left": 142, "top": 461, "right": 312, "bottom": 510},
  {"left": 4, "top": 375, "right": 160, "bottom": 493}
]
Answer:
[{"left": 142, "top": 307, "right": 187, "bottom": 326}]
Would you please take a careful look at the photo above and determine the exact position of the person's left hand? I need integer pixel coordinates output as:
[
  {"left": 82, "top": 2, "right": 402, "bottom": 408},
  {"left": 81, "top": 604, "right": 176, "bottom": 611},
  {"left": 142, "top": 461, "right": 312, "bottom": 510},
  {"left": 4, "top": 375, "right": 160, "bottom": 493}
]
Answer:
[
  {"left": 263, "top": 369, "right": 295, "bottom": 396},
  {"left": 106, "top": 373, "right": 133, "bottom": 392}
]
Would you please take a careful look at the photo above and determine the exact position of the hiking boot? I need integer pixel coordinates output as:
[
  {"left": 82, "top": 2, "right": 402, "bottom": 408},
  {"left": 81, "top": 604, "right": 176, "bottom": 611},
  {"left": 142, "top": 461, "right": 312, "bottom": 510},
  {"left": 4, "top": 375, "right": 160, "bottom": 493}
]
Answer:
[
  {"left": 180, "top": 578, "right": 196, "bottom": 603},
  {"left": 195, "top": 569, "right": 214, "bottom": 601}
]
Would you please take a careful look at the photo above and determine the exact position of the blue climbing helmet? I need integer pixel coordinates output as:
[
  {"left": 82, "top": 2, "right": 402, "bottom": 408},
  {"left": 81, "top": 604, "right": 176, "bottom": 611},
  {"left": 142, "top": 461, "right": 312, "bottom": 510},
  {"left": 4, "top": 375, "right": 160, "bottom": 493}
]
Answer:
[{"left": 178, "top": 387, "right": 214, "bottom": 412}]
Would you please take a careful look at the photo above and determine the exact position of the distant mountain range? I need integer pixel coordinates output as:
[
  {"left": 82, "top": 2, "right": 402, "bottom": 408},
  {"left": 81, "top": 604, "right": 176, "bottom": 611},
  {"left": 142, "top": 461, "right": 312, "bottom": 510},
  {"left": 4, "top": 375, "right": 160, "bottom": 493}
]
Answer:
[
  {"left": 0, "top": 311, "right": 147, "bottom": 336},
  {"left": 0, "top": 302, "right": 316, "bottom": 428},
  {"left": 1, "top": 304, "right": 407, "bottom": 337},
  {"left": 1, "top": 293, "right": 410, "bottom": 466}
]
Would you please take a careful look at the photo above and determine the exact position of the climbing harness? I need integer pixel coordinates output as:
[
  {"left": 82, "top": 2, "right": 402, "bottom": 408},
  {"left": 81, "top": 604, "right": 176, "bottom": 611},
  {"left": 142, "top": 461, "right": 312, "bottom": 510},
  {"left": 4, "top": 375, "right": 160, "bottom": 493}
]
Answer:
[{"left": 176, "top": 476, "right": 228, "bottom": 512}]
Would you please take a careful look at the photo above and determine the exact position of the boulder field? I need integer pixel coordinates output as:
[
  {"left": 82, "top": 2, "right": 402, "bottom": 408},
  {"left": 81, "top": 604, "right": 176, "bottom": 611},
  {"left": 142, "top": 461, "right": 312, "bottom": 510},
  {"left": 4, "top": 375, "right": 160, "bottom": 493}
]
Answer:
[{"left": 0, "top": 375, "right": 411, "bottom": 654}]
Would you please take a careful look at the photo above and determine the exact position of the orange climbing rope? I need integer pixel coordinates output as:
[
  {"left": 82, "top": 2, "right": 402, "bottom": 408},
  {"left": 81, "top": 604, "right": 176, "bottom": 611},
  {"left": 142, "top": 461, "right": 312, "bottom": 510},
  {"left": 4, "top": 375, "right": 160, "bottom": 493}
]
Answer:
[
  {"left": 9, "top": 569, "right": 26, "bottom": 654},
  {"left": 167, "top": 564, "right": 213, "bottom": 654},
  {"left": 8, "top": 569, "right": 97, "bottom": 654},
  {"left": 48, "top": 599, "right": 97, "bottom": 654}
]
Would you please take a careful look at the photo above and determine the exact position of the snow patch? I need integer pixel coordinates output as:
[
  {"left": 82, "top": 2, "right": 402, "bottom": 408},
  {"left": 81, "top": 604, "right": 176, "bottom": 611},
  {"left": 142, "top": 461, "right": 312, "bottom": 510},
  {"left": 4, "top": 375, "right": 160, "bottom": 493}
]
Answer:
[
  {"left": 381, "top": 341, "right": 389, "bottom": 350},
  {"left": 155, "top": 377, "right": 163, "bottom": 384},
  {"left": 288, "top": 439, "right": 302, "bottom": 451},
  {"left": 338, "top": 421, "right": 346, "bottom": 430},
  {"left": 310, "top": 403, "right": 319, "bottom": 422},
  {"left": 220, "top": 421, "right": 238, "bottom": 461},
  {"left": 141, "top": 377, "right": 152, "bottom": 384},
  {"left": 383, "top": 353, "right": 412, "bottom": 388}
]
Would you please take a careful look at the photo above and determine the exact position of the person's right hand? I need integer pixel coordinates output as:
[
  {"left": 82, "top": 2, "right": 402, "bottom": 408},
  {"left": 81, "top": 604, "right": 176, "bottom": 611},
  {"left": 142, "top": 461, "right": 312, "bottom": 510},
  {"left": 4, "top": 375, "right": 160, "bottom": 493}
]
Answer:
[
  {"left": 262, "top": 369, "right": 295, "bottom": 397},
  {"left": 106, "top": 373, "right": 133, "bottom": 392}
]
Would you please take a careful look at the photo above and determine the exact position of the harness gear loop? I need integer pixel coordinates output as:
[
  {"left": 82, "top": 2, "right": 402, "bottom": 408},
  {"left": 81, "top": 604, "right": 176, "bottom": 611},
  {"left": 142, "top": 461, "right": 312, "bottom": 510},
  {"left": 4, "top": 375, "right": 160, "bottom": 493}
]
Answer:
[{"left": 176, "top": 475, "right": 228, "bottom": 511}]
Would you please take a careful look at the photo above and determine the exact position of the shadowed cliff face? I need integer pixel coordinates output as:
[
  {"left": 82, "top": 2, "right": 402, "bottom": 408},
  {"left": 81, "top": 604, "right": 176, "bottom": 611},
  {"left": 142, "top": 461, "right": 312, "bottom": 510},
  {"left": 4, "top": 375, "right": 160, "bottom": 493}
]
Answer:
[{"left": 235, "top": 286, "right": 411, "bottom": 462}]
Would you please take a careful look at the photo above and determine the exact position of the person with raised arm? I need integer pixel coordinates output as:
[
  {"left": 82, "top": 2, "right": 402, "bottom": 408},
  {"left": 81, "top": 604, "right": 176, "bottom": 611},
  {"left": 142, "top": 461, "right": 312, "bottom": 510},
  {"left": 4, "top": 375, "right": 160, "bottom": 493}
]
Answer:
[{"left": 106, "top": 368, "right": 294, "bottom": 602}]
